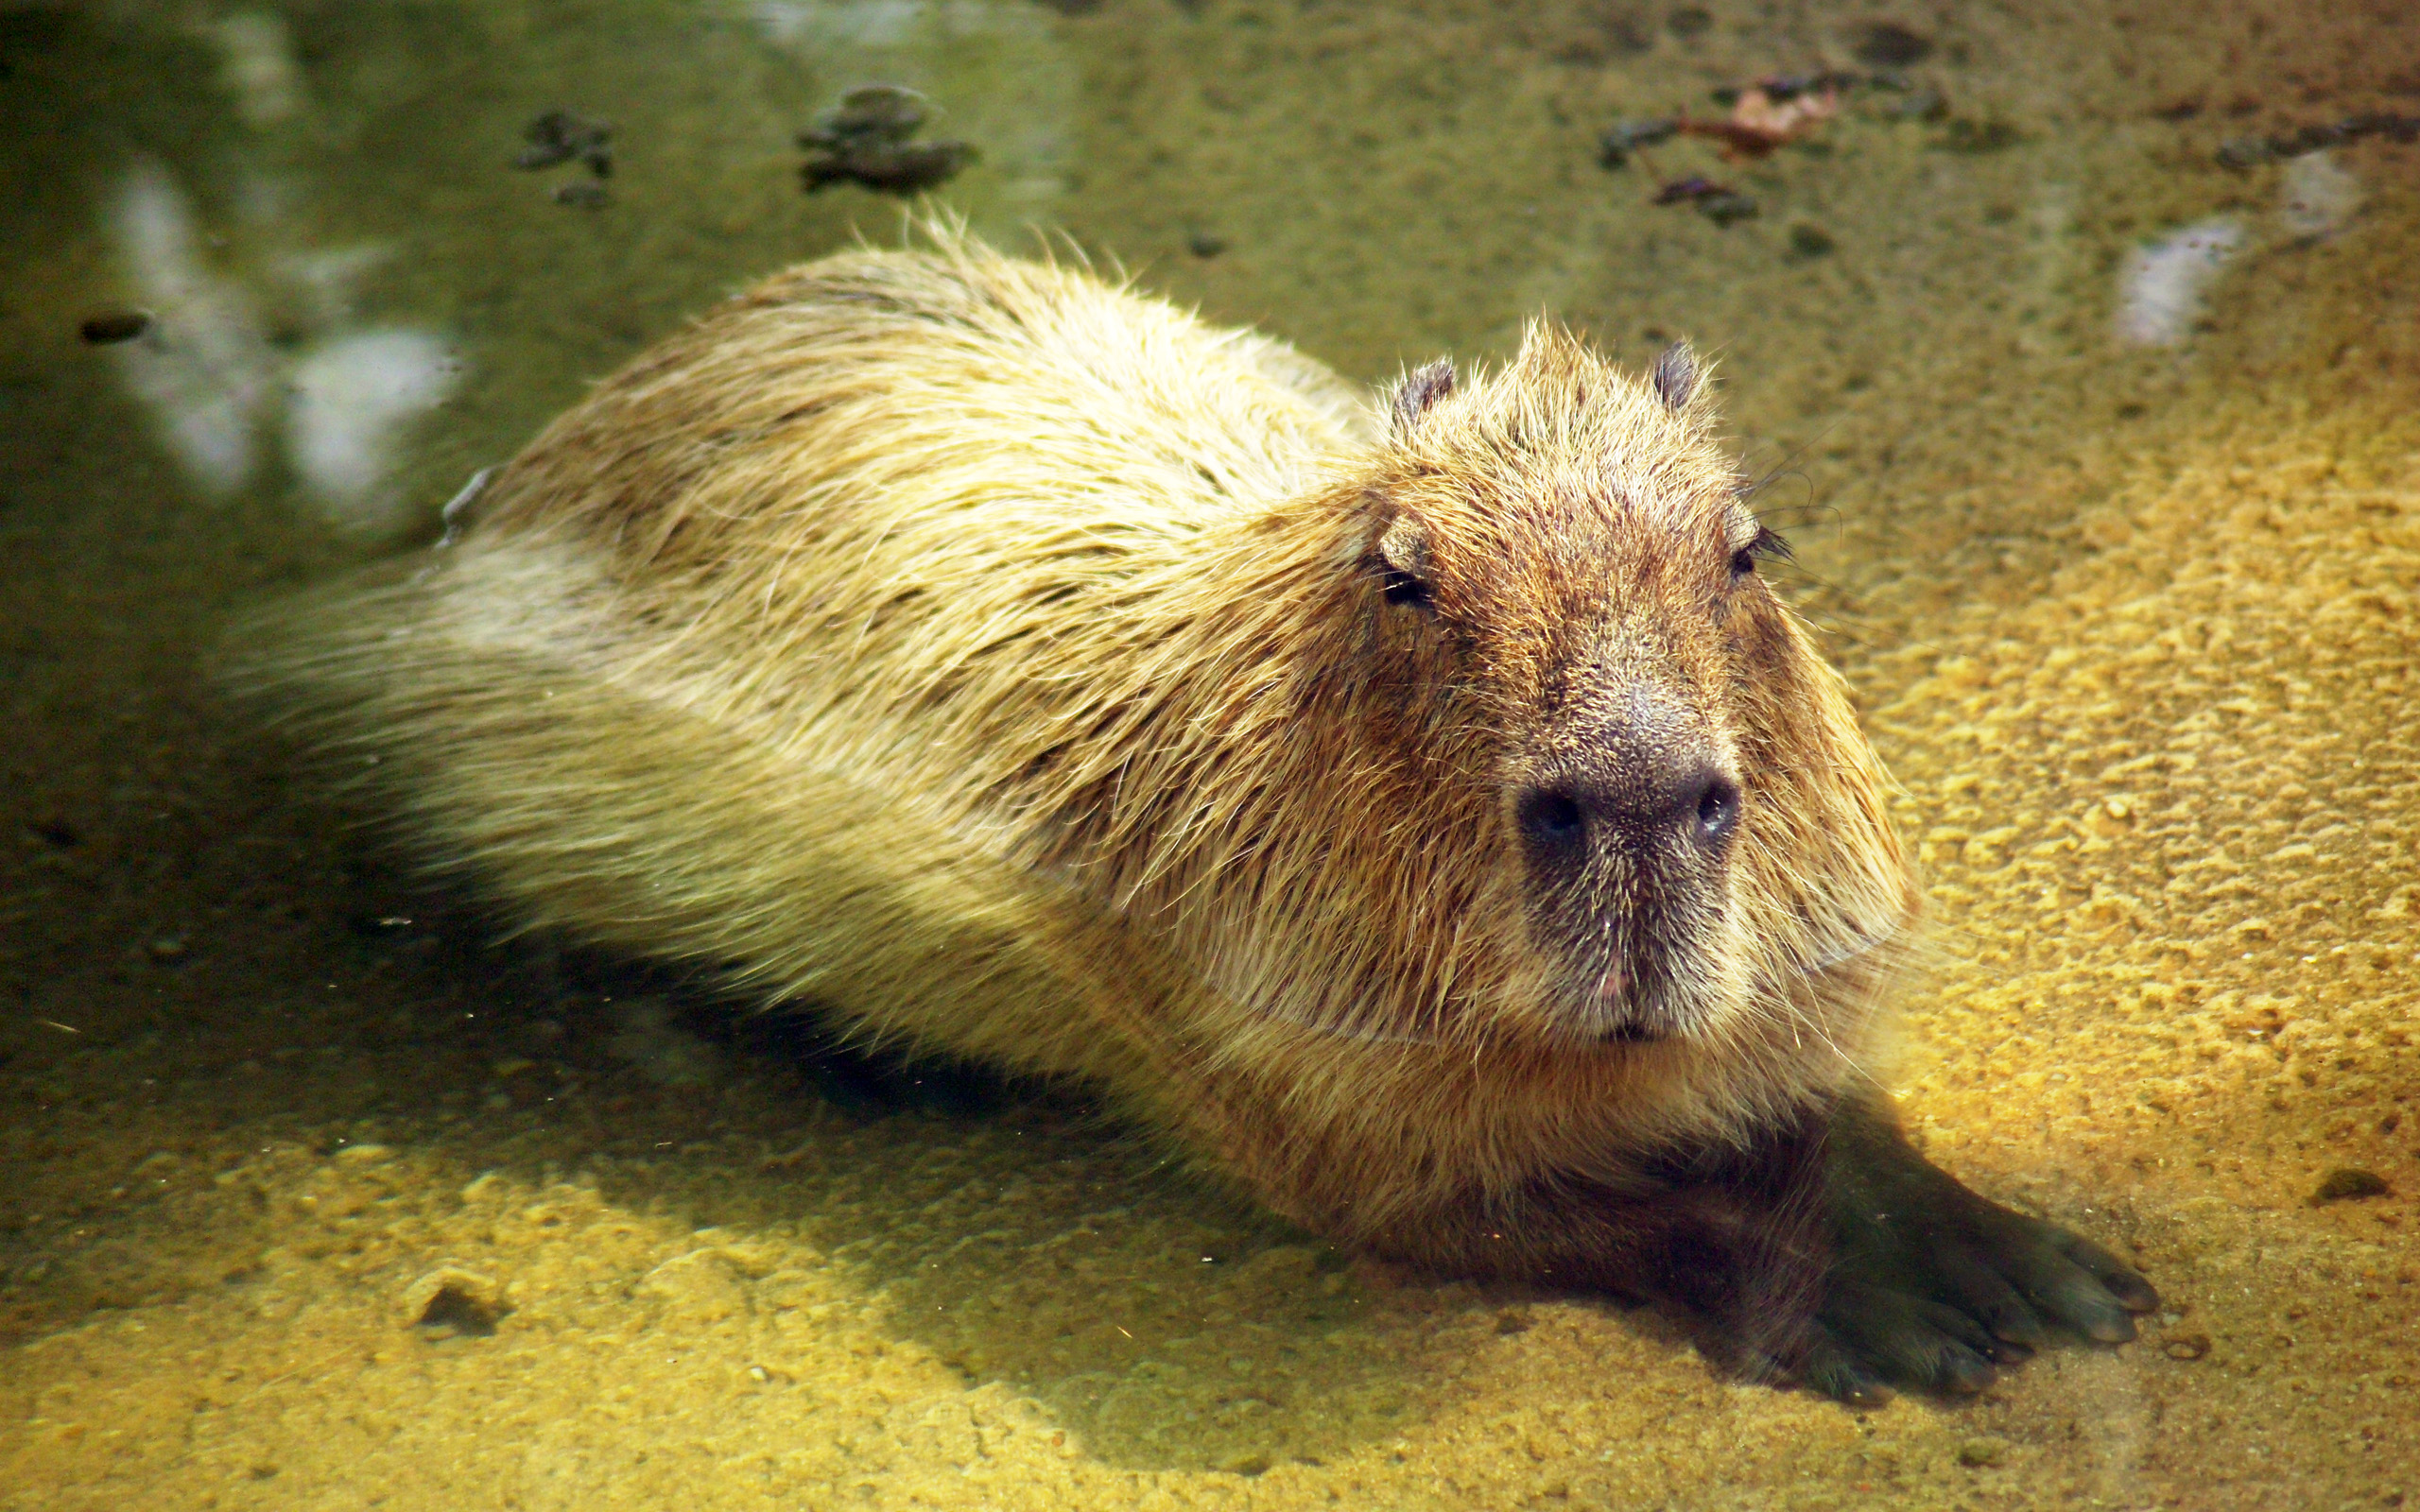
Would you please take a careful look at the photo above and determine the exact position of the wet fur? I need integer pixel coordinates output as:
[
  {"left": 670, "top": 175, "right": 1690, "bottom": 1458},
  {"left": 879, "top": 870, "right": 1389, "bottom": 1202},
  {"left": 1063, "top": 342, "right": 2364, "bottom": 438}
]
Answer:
[{"left": 234, "top": 232, "right": 1925, "bottom": 1351}]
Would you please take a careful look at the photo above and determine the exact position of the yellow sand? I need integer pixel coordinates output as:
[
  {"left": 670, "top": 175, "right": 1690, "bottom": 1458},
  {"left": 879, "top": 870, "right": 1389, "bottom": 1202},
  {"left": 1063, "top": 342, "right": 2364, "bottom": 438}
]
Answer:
[{"left": 0, "top": 1, "right": 2411, "bottom": 1507}]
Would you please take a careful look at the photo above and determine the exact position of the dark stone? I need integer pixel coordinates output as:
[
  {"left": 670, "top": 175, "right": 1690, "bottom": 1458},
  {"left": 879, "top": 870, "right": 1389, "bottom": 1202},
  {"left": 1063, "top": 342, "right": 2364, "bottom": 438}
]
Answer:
[
  {"left": 1653, "top": 175, "right": 1724, "bottom": 204},
  {"left": 27, "top": 816, "right": 78, "bottom": 847},
  {"left": 78, "top": 310, "right": 151, "bottom": 345},
  {"left": 1599, "top": 117, "right": 1678, "bottom": 167},
  {"left": 417, "top": 1284, "right": 505, "bottom": 1337},
  {"left": 1852, "top": 21, "right": 1933, "bottom": 68},
  {"left": 2312, "top": 1168, "right": 2391, "bottom": 1204},
  {"left": 1697, "top": 191, "right": 1758, "bottom": 226},
  {"left": 800, "top": 85, "right": 977, "bottom": 196},
  {"left": 1933, "top": 118, "right": 2019, "bottom": 154},
  {"left": 514, "top": 110, "right": 614, "bottom": 175}
]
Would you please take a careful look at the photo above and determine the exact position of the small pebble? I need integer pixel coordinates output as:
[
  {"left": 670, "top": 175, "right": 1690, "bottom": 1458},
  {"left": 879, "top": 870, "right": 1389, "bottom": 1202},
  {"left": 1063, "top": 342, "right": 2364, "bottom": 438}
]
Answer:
[
  {"left": 1665, "top": 8, "right": 1711, "bottom": 41},
  {"left": 2216, "top": 136, "right": 2275, "bottom": 170},
  {"left": 808, "top": 82, "right": 927, "bottom": 144},
  {"left": 1788, "top": 223, "right": 1836, "bottom": 257},
  {"left": 1599, "top": 117, "right": 1678, "bottom": 167},
  {"left": 1854, "top": 21, "right": 1934, "bottom": 68},
  {"left": 553, "top": 180, "right": 611, "bottom": 210},
  {"left": 2313, "top": 1168, "right": 2391, "bottom": 1204},
  {"left": 2161, "top": 1332, "right": 2213, "bottom": 1360},
  {"left": 800, "top": 84, "right": 977, "bottom": 196},
  {"left": 1186, "top": 230, "right": 1228, "bottom": 258},
  {"left": 1934, "top": 118, "right": 2019, "bottom": 154},
  {"left": 1883, "top": 89, "right": 1950, "bottom": 123},
  {"left": 1956, "top": 1437, "right": 2008, "bottom": 1468},
  {"left": 1654, "top": 176, "right": 1722, "bottom": 205},
  {"left": 515, "top": 110, "right": 614, "bottom": 175},
  {"left": 406, "top": 1267, "right": 508, "bottom": 1336},
  {"left": 78, "top": 310, "right": 152, "bottom": 345},
  {"left": 147, "top": 935, "right": 187, "bottom": 962},
  {"left": 2218, "top": 112, "right": 2420, "bottom": 172},
  {"left": 1698, "top": 191, "right": 1759, "bottom": 226}
]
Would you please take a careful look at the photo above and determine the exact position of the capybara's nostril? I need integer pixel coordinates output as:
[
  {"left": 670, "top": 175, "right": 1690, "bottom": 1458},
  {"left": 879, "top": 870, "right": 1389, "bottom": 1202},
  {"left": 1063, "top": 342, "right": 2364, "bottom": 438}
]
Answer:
[
  {"left": 1520, "top": 769, "right": 1739, "bottom": 858},
  {"left": 1690, "top": 773, "right": 1742, "bottom": 851},
  {"left": 1517, "top": 787, "right": 1589, "bottom": 850}
]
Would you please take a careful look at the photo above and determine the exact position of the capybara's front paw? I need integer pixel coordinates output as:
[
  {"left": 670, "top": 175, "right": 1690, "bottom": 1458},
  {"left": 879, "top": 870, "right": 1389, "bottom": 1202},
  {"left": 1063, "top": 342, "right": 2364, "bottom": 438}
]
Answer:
[{"left": 1806, "top": 1159, "right": 2159, "bottom": 1403}]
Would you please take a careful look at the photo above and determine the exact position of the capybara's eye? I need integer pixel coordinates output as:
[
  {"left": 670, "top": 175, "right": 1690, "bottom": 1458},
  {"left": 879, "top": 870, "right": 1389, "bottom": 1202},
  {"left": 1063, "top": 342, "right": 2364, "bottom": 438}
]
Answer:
[
  {"left": 1380, "top": 564, "right": 1434, "bottom": 611},
  {"left": 1729, "top": 524, "right": 1791, "bottom": 581}
]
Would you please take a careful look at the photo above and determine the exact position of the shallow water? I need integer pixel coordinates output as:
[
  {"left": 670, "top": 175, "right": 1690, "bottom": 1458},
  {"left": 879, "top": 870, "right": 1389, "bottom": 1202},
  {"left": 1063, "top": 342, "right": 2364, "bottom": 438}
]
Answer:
[{"left": 2, "top": 2, "right": 2415, "bottom": 1507}]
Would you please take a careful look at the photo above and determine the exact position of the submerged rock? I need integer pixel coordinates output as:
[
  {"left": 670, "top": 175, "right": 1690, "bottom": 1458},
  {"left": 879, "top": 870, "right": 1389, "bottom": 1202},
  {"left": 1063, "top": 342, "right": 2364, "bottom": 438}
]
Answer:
[
  {"left": 800, "top": 85, "right": 977, "bottom": 196},
  {"left": 2312, "top": 1168, "right": 2391, "bottom": 1204}
]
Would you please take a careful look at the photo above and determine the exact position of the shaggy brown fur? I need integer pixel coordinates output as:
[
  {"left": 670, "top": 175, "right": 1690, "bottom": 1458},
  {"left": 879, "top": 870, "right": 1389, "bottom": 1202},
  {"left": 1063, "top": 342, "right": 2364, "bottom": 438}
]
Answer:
[{"left": 237, "top": 232, "right": 2150, "bottom": 1397}]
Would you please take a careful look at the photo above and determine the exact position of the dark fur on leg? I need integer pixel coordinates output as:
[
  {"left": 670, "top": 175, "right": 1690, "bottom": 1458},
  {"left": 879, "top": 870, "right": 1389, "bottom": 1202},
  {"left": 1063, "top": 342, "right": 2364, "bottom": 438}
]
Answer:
[
  {"left": 1426, "top": 1110, "right": 1844, "bottom": 1393},
  {"left": 1446, "top": 1095, "right": 2160, "bottom": 1404}
]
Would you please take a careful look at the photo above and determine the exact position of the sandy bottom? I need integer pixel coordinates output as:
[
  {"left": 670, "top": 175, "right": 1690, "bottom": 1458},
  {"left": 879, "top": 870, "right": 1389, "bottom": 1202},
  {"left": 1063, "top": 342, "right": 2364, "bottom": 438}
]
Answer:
[{"left": 1, "top": 1, "right": 2413, "bottom": 1507}]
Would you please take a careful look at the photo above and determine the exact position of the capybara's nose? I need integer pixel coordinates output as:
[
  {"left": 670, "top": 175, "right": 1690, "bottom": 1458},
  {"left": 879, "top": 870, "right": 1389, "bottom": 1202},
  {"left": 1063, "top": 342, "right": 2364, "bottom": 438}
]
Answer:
[{"left": 1516, "top": 762, "right": 1740, "bottom": 862}]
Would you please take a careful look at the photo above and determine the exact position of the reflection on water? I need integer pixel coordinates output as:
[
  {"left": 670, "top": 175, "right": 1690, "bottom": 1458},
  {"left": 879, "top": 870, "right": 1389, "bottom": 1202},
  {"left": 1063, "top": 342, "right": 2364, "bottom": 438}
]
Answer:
[
  {"left": 1, "top": 2, "right": 2414, "bottom": 1508},
  {"left": 108, "top": 156, "right": 280, "bottom": 499},
  {"left": 2114, "top": 215, "right": 2240, "bottom": 348},
  {"left": 110, "top": 153, "right": 461, "bottom": 530}
]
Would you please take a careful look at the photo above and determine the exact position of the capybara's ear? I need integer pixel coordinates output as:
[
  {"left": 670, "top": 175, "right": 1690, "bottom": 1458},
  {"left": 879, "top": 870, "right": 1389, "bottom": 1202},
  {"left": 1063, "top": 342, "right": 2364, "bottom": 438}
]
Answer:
[
  {"left": 1372, "top": 507, "right": 1436, "bottom": 612},
  {"left": 1390, "top": 358, "right": 1457, "bottom": 438},
  {"left": 1651, "top": 341, "right": 1702, "bottom": 412}
]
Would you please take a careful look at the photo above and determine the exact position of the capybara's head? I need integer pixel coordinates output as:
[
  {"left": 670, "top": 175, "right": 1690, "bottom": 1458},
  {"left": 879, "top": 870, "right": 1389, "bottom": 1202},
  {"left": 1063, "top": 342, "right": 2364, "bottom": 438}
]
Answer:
[{"left": 1347, "top": 326, "right": 1913, "bottom": 1053}]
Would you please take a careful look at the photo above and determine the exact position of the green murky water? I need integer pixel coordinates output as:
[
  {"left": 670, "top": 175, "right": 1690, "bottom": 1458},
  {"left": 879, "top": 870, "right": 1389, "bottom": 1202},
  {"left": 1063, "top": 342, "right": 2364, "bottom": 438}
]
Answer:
[{"left": 3, "top": 3, "right": 2415, "bottom": 1507}]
